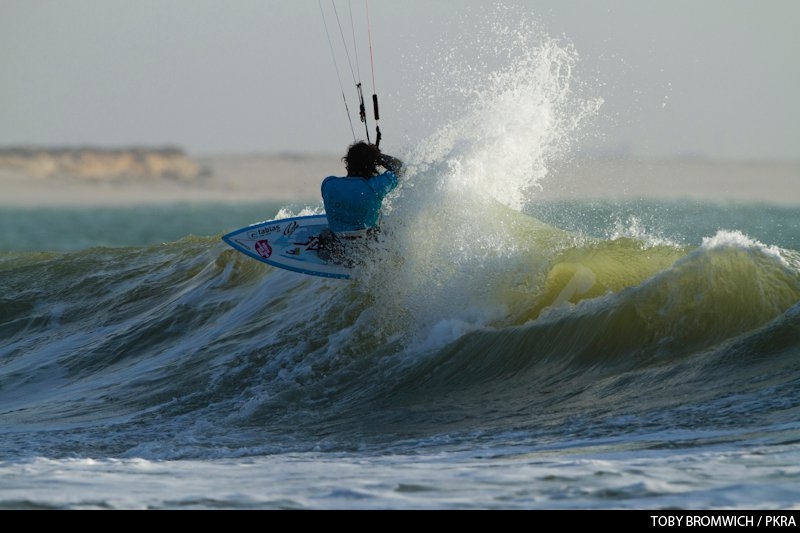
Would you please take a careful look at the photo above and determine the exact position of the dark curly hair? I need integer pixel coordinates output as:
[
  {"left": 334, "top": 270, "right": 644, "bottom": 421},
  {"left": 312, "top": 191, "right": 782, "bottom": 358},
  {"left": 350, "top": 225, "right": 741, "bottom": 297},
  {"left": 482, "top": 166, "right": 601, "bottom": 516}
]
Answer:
[{"left": 343, "top": 141, "right": 381, "bottom": 178}]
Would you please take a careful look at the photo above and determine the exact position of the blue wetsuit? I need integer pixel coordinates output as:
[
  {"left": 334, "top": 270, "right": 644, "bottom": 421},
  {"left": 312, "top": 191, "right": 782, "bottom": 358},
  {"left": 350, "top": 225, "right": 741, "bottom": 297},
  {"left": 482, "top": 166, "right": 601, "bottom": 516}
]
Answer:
[{"left": 321, "top": 170, "right": 399, "bottom": 233}]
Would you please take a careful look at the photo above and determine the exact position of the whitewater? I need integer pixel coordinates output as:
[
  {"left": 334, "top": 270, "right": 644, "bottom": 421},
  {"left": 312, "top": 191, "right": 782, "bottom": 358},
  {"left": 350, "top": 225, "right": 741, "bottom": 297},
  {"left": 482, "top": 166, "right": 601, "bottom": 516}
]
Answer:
[{"left": 1, "top": 9, "right": 799, "bottom": 511}]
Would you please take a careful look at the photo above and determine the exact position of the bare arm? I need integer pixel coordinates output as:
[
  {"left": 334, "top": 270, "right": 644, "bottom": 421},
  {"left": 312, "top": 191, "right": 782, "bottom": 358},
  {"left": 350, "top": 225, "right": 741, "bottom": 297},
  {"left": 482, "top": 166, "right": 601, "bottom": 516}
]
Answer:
[{"left": 379, "top": 154, "right": 404, "bottom": 177}]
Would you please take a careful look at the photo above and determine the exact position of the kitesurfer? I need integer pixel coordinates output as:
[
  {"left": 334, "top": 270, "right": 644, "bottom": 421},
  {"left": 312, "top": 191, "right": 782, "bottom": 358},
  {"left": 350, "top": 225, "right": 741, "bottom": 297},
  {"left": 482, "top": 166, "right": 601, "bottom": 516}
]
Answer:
[{"left": 318, "top": 141, "right": 404, "bottom": 264}]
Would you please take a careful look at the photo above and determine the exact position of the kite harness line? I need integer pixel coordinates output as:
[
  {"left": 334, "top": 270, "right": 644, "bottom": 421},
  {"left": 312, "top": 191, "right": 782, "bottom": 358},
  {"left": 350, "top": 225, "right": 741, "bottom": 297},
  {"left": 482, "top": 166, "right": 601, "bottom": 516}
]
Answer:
[{"left": 318, "top": 0, "right": 383, "bottom": 148}]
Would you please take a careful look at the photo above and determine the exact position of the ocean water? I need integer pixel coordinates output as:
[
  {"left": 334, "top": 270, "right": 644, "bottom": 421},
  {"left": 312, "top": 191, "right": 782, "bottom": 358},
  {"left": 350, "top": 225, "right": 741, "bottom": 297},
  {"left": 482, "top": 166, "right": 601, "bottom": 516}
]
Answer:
[
  {"left": 2, "top": 8, "right": 800, "bottom": 513},
  {"left": 1, "top": 194, "right": 798, "bottom": 512}
]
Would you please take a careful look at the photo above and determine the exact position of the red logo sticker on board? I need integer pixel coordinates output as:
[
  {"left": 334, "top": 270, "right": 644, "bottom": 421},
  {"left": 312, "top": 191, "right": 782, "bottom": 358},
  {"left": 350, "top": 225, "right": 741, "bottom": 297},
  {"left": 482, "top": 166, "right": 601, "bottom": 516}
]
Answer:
[{"left": 255, "top": 240, "right": 273, "bottom": 259}]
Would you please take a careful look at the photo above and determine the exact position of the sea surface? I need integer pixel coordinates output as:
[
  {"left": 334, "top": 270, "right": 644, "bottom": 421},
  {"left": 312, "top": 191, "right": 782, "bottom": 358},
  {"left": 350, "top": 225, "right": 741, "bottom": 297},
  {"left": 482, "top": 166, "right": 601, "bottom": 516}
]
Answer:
[
  {"left": 1, "top": 192, "right": 799, "bottom": 511},
  {"left": 2, "top": 7, "right": 799, "bottom": 512}
]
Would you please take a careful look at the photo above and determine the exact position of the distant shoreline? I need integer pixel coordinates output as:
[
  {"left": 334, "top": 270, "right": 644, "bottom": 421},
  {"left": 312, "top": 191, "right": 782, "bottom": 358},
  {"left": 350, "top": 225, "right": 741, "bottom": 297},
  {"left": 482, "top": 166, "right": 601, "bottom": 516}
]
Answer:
[
  {"left": 538, "top": 157, "right": 800, "bottom": 206},
  {"left": 1, "top": 153, "right": 797, "bottom": 207}
]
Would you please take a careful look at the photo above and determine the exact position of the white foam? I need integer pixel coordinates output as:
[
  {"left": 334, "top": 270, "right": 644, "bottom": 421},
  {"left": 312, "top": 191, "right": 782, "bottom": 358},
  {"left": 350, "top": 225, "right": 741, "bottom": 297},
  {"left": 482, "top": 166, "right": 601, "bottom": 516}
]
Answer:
[
  {"left": 370, "top": 9, "right": 601, "bottom": 346},
  {"left": 702, "top": 229, "right": 788, "bottom": 265}
]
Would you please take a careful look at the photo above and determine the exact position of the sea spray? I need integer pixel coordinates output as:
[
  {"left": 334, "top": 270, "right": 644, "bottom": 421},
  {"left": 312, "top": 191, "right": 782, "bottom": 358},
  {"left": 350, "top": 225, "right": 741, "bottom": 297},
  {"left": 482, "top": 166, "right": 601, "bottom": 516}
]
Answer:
[
  {"left": 362, "top": 6, "right": 603, "bottom": 345},
  {"left": 401, "top": 4, "right": 603, "bottom": 210}
]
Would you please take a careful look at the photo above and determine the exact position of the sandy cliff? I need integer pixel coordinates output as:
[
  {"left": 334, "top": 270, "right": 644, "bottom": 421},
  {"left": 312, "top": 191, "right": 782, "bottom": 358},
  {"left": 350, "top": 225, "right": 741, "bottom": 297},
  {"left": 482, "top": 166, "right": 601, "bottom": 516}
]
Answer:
[{"left": 0, "top": 146, "right": 207, "bottom": 181}]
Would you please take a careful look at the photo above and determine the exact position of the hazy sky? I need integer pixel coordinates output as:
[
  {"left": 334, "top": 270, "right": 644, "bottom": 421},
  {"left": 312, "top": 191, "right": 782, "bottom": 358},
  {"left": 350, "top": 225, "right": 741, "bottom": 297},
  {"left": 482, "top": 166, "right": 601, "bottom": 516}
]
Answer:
[{"left": 2, "top": 0, "right": 798, "bottom": 159}]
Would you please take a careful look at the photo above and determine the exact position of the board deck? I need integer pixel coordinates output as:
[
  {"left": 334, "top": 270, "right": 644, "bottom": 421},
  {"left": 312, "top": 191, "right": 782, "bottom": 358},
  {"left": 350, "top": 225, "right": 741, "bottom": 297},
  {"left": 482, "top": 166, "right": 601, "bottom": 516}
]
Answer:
[{"left": 222, "top": 215, "right": 351, "bottom": 279}]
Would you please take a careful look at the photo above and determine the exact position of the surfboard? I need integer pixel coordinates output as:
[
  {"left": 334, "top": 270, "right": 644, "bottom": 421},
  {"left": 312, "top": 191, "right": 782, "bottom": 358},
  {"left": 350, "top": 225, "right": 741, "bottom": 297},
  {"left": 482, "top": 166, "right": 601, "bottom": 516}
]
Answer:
[{"left": 221, "top": 215, "right": 351, "bottom": 279}]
